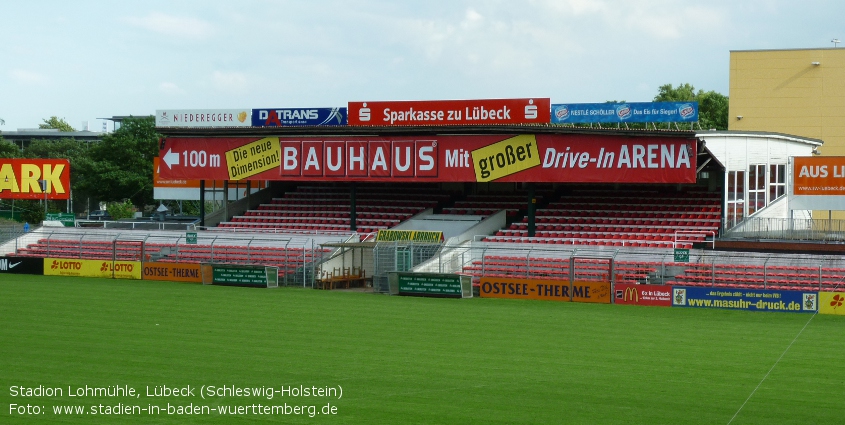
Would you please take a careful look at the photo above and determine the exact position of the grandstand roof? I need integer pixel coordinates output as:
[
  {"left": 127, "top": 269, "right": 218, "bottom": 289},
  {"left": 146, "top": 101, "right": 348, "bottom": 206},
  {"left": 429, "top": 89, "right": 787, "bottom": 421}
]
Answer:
[{"left": 696, "top": 130, "right": 823, "bottom": 147}]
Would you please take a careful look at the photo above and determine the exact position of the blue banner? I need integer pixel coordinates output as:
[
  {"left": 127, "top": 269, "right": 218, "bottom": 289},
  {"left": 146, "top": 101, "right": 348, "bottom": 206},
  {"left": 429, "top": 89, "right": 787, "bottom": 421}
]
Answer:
[
  {"left": 671, "top": 286, "right": 818, "bottom": 313},
  {"left": 551, "top": 102, "right": 698, "bottom": 124},
  {"left": 251, "top": 107, "right": 347, "bottom": 127}
]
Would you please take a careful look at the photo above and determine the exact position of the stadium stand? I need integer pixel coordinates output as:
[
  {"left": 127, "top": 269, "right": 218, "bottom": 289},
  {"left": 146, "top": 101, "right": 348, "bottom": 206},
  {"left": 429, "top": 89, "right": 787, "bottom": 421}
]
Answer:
[
  {"left": 218, "top": 183, "right": 454, "bottom": 233},
  {"left": 484, "top": 187, "right": 720, "bottom": 248}
]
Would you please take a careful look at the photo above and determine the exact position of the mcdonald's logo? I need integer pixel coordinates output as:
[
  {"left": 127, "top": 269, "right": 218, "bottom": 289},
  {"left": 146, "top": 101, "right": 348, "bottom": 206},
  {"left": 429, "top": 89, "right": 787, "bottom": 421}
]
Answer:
[
  {"left": 624, "top": 287, "right": 638, "bottom": 302},
  {"left": 616, "top": 286, "right": 639, "bottom": 302},
  {"left": 614, "top": 283, "right": 672, "bottom": 306}
]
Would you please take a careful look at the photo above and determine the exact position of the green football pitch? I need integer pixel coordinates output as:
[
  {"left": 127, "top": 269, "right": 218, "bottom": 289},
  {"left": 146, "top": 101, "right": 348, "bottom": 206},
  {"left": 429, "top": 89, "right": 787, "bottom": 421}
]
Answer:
[{"left": 1, "top": 274, "right": 842, "bottom": 424}]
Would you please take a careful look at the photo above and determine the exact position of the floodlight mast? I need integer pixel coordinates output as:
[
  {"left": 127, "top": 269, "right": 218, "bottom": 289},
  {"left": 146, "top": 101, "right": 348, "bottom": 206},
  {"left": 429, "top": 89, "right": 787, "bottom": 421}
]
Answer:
[{"left": 40, "top": 179, "right": 49, "bottom": 219}]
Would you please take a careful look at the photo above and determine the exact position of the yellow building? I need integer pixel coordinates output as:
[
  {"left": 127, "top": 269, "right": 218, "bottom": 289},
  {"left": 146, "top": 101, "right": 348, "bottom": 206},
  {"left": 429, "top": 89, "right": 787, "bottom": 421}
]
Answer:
[{"left": 729, "top": 47, "right": 845, "bottom": 155}]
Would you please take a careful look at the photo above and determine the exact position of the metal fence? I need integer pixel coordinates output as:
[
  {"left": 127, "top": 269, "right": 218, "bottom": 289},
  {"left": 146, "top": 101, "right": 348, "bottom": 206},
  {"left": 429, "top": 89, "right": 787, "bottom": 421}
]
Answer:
[
  {"left": 0, "top": 225, "right": 24, "bottom": 246},
  {"left": 9, "top": 228, "right": 845, "bottom": 291},
  {"left": 372, "top": 242, "right": 444, "bottom": 293},
  {"left": 378, "top": 241, "right": 845, "bottom": 290},
  {"left": 6, "top": 228, "right": 345, "bottom": 287},
  {"left": 723, "top": 217, "right": 845, "bottom": 241},
  {"left": 76, "top": 221, "right": 198, "bottom": 231}
]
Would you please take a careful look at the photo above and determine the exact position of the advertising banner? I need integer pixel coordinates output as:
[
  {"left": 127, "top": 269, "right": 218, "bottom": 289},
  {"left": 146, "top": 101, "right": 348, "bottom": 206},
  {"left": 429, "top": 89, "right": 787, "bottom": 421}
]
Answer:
[
  {"left": 45, "top": 213, "right": 75, "bottom": 227},
  {"left": 0, "top": 256, "right": 44, "bottom": 275},
  {"left": 793, "top": 156, "right": 845, "bottom": 196},
  {"left": 210, "top": 265, "right": 274, "bottom": 287},
  {"left": 153, "top": 157, "right": 267, "bottom": 200},
  {"left": 393, "top": 273, "right": 468, "bottom": 298},
  {"left": 375, "top": 230, "right": 444, "bottom": 242},
  {"left": 671, "top": 287, "right": 817, "bottom": 313},
  {"left": 479, "top": 277, "right": 611, "bottom": 303},
  {"left": 551, "top": 102, "right": 698, "bottom": 124},
  {"left": 44, "top": 258, "right": 142, "bottom": 280},
  {"left": 251, "top": 108, "right": 347, "bottom": 127},
  {"left": 155, "top": 109, "right": 251, "bottom": 128},
  {"left": 159, "top": 134, "right": 695, "bottom": 184},
  {"left": 818, "top": 292, "right": 845, "bottom": 316},
  {"left": 348, "top": 98, "right": 551, "bottom": 126},
  {"left": 142, "top": 262, "right": 203, "bottom": 283},
  {"left": 613, "top": 283, "right": 672, "bottom": 306},
  {"left": 0, "top": 159, "right": 71, "bottom": 200}
]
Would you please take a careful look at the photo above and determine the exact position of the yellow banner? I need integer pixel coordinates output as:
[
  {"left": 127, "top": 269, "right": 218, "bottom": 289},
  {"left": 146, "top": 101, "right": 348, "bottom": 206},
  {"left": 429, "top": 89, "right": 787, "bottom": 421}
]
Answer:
[
  {"left": 471, "top": 134, "right": 540, "bottom": 182},
  {"left": 375, "top": 230, "right": 443, "bottom": 242},
  {"left": 45, "top": 258, "right": 142, "bottom": 280},
  {"left": 819, "top": 292, "right": 845, "bottom": 315},
  {"left": 479, "top": 277, "right": 611, "bottom": 304},
  {"left": 225, "top": 137, "right": 281, "bottom": 180}
]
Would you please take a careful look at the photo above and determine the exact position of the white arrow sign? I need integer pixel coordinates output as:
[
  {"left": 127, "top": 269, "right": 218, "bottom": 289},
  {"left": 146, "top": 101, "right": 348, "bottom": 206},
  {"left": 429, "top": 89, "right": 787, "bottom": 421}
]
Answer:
[{"left": 163, "top": 148, "right": 180, "bottom": 169}]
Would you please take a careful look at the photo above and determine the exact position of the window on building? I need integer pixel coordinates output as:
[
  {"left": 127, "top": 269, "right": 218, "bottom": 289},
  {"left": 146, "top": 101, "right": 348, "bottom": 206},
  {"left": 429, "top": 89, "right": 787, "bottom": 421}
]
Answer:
[
  {"left": 748, "top": 164, "right": 766, "bottom": 215},
  {"left": 726, "top": 170, "right": 746, "bottom": 228},
  {"left": 769, "top": 164, "right": 786, "bottom": 202}
]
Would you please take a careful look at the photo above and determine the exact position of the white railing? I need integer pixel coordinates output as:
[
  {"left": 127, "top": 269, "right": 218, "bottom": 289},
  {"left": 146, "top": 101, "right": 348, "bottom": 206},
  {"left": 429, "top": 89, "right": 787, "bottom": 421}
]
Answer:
[{"left": 724, "top": 217, "right": 845, "bottom": 241}]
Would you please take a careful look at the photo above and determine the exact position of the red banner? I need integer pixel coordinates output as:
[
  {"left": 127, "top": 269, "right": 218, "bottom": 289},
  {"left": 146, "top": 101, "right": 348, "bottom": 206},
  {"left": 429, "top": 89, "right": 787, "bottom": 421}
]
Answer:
[
  {"left": 159, "top": 134, "right": 695, "bottom": 183},
  {"left": 793, "top": 156, "right": 845, "bottom": 196},
  {"left": 613, "top": 284, "right": 672, "bottom": 306},
  {"left": 348, "top": 98, "right": 551, "bottom": 126},
  {"left": 0, "top": 159, "right": 71, "bottom": 200}
]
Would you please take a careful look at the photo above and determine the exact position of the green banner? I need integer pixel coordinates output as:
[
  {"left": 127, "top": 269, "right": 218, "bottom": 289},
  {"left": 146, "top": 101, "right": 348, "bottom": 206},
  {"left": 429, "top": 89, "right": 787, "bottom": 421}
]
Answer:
[
  {"left": 46, "top": 213, "right": 75, "bottom": 227},
  {"left": 186, "top": 232, "right": 197, "bottom": 244},
  {"left": 212, "top": 265, "right": 270, "bottom": 287},
  {"left": 395, "top": 273, "right": 465, "bottom": 298},
  {"left": 674, "top": 248, "right": 690, "bottom": 263}
]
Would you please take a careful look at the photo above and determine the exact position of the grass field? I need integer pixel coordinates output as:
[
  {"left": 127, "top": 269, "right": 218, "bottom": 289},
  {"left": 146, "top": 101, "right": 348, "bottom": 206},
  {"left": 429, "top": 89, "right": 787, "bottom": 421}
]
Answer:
[{"left": 1, "top": 274, "right": 842, "bottom": 424}]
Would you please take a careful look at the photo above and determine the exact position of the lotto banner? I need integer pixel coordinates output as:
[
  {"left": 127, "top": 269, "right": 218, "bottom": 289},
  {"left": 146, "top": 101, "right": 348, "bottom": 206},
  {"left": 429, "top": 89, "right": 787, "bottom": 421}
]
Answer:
[
  {"left": 671, "top": 287, "right": 817, "bottom": 313},
  {"left": 818, "top": 292, "right": 845, "bottom": 315},
  {"left": 45, "top": 258, "right": 142, "bottom": 280},
  {"left": 159, "top": 134, "right": 695, "bottom": 183},
  {"left": 479, "top": 277, "right": 611, "bottom": 303},
  {"left": 142, "top": 262, "right": 203, "bottom": 283},
  {"left": 0, "top": 159, "right": 71, "bottom": 200},
  {"left": 613, "top": 283, "right": 672, "bottom": 306}
]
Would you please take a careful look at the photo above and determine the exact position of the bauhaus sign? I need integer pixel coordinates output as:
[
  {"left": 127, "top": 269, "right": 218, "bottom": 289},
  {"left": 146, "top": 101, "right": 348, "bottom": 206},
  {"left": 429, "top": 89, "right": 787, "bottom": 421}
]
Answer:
[
  {"left": 0, "top": 159, "right": 71, "bottom": 200},
  {"left": 159, "top": 134, "right": 695, "bottom": 184}
]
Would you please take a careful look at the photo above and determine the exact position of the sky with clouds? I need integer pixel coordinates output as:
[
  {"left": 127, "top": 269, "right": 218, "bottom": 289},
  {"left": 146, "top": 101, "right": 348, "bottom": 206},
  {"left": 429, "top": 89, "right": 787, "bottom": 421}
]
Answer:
[{"left": 1, "top": 0, "right": 843, "bottom": 131}]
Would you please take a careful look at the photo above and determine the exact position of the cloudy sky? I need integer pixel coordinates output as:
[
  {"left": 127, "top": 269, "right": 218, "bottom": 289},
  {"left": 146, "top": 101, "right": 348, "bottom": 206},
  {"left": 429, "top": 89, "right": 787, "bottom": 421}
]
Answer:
[{"left": 1, "top": 0, "right": 843, "bottom": 131}]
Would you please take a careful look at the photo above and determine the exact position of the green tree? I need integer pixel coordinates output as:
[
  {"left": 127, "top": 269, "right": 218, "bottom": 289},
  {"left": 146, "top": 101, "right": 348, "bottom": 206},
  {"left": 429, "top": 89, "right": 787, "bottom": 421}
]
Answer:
[
  {"left": 75, "top": 116, "right": 159, "bottom": 209},
  {"left": 0, "top": 137, "right": 19, "bottom": 158},
  {"left": 654, "top": 83, "right": 729, "bottom": 130},
  {"left": 39, "top": 116, "right": 76, "bottom": 132},
  {"left": 105, "top": 199, "right": 136, "bottom": 220},
  {"left": 23, "top": 138, "right": 89, "bottom": 160},
  {"left": 16, "top": 200, "right": 46, "bottom": 224}
]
